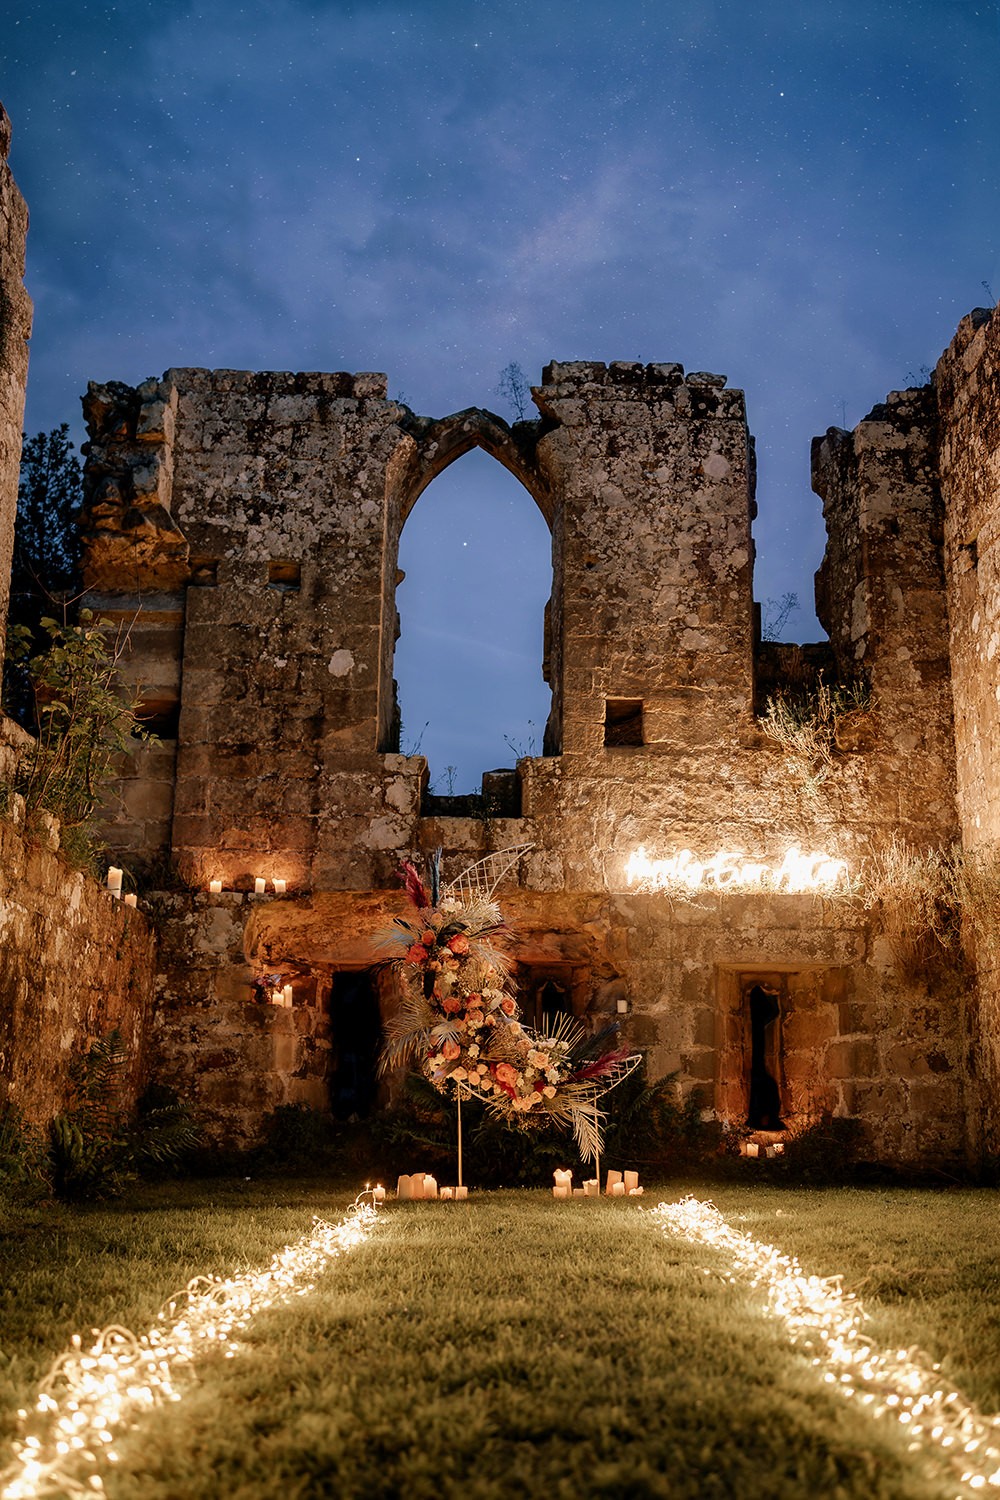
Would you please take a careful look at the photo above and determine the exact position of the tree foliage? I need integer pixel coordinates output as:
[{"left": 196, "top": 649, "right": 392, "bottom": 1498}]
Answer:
[
  {"left": 496, "top": 361, "right": 531, "bottom": 423},
  {"left": 3, "top": 611, "right": 152, "bottom": 865},
  {"left": 5, "top": 424, "right": 82, "bottom": 722}
]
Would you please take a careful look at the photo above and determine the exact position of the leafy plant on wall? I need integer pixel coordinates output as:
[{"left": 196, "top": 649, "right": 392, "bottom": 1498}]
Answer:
[{"left": 2, "top": 611, "right": 153, "bottom": 869}]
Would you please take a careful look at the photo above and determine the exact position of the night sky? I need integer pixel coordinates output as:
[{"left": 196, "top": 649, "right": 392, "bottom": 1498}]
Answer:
[{"left": 3, "top": 1, "right": 998, "bottom": 790}]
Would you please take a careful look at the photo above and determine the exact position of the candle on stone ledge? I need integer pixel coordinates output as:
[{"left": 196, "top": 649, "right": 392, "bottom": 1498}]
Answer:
[
  {"left": 282, "top": 983, "right": 293, "bottom": 1006},
  {"left": 106, "top": 867, "right": 123, "bottom": 896},
  {"left": 124, "top": 893, "right": 138, "bottom": 909},
  {"left": 254, "top": 877, "right": 266, "bottom": 895},
  {"left": 273, "top": 878, "right": 287, "bottom": 894},
  {"left": 209, "top": 879, "right": 223, "bottom": 895}
]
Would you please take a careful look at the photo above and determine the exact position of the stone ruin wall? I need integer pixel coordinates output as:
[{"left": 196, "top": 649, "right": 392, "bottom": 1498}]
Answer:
[
  {"left": 79, "top": 359, "right": 971, "bottom": 1165},
  {"left": 0, "top": 109, "right": 156, "bottom": 1131},
  {"left": 936, "top": 308, "right": 1000, "bottom": 1150}
]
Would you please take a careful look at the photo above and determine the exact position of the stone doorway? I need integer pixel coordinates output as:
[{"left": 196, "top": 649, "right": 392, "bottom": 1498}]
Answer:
[
  {"left": 715, "top": 966, "right": 842, "bottom": 1130},
  {"left": 327, "top": 969, "right": 384, "bottom": 1121}
]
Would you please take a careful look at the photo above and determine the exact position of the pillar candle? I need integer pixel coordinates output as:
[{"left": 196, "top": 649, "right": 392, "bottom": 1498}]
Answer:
[
  {"left": 583, "top": 1178, "right": 599, "bottom": 1197},
  {"left": 623, "top": 1169, "right": 639, "bottom": 1192},
  {"left": 572, "top": 1187, "right": 586, "bottom": 1196},
  {"left": 273, "top": 878, "right": 286, "bottom": 894},
  {"left": 616, "top": 997, "right": 629, "bottom": 1013},
  {"left": 605, "top": 1169, "right": 623, "bottom": 1195},
  {"left": 209, "top": 879, "right": 222, "bottom": 894},
  {"left": 373, "top": 1185, "right": 386, "bottom": 1202},
  {"left": 423, "top": 1175, "right": 438, "bottom": 1199},
  {"left": 410, "top": 1173, "right": 425, "bottom": 1200},
  {"left": 396, "top": 1175, "right": 412, "bottom": 1200},
  {"left": 611, "top": 1181, "right": 626, "bottom": 1197},
  {"left": 124, "top": 893, "right": 138, "bottom": 908},
  {"left": 454, "top": 1185, "right": 468, "bottom": 1200},
  {"left": 440, "top": 1187, "right": 454, "bottom": 1200},
  {"left": 745, "top": 1142, "right": 759, "bottom": 1158},
  {"left": 552, "top": 1184, "right": 570, "bottom": 1199},
  {"left": 282, "top": 983, "right": 293, "bottom": 1006},
  {"left": 553, "top": 1168, "right": 573, "bottom": 1190},
  {"left": 254, "top": 877, "right": 266, "bottom": 895},
  {"left": 107, "top": 867, "right": 123, "bottom": 894}
]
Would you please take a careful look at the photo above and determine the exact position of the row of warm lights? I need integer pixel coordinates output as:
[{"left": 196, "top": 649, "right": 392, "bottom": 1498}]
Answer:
[
  {"left": 396, "top": 1174, "right": 468, "bottom": 1200},
  {"left": 104, "top": 868, "right": 138, "bottom": 908},
  {"left": 0, "top": 1201, "right": 379, "bottom": 1500},
  {"left": 209, "top": 877, "right": 288, "bottom": 895},
  {"left": 652, "top": 1196, "right": 1000, "bottom": 1494},
  {"left": 625, "top": 845, "right": 849, "bottom": 893},
  {"left": 553, "top": 1168, "right": 644, "bottom": 1199}
]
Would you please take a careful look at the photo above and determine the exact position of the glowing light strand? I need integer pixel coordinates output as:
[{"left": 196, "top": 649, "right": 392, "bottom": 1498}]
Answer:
[
  {"left": 651, "top": 1197, "right": 1000, "bottom": 1497},
  {"left": 625, "top": 845, "right": 848, "bottom": 893},
  {"left": 0, "top": 1201, "right": 379, "bottom": 1500}
]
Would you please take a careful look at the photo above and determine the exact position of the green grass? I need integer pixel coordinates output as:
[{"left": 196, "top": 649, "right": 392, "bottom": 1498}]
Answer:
[{"left": 3, "top": 1180, "right": 1000, "bottom": 1498}]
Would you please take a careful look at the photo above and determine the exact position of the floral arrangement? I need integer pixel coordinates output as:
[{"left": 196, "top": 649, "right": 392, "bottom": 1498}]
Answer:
[{"left": 374, "top": 854, "right": 640, "bottom": 1161}]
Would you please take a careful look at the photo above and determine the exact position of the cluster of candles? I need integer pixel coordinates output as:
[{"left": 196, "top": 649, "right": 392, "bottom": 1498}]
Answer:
[
  {"left": 742, "top": 1141, "right": 785, "bottom": 1158},
  {"left": 396, "top": 1173, "right": 468, "bottom": 1201},
  {"left": 105, "top": 868, "right": 138, "bottom": 907},
  {"left": 552, "top": 1168, "right": 644, "bottom": 1198},
  {"left": 208, "top": 877, "right": 287, "bottom": 895},
  {"left": 266, "top": 983, "right": 295, "bottom": 1007}
]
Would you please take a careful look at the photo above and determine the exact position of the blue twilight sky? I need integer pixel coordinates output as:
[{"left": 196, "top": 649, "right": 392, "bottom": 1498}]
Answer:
[{"left": 2, "top": 0, "right": 998, "bottom": 791}]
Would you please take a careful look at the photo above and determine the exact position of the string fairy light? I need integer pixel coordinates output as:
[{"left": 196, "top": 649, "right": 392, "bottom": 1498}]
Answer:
[
  {"left": 0, "top": 1199, "right": 379, "bottom": 1499},
  {"left": 651, "top": 1197, "right": 1000, "bottom": 1497}
]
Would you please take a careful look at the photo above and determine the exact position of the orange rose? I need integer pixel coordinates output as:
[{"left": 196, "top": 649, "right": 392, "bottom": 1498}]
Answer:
[
  {"left": 442, "top": 1039, "right": 461, "bottom": 1060},
  {"left": 406, "top": 944, "right": 428, "bottom": 965},
  {"left": 420, "top": 930, "right": 436, "bottom": 946},
  {"left": 494, "top": 1062, "right": 518, "bottom": 1087},
  {"left": 441, "top": 997, "right": 461, "bottom": 1014},
  {"left": 500, "top": 996, "right": 516, "bottom": 1016},
  {"left": 447, "top": 933, "right": 470, "bottom": 955}
]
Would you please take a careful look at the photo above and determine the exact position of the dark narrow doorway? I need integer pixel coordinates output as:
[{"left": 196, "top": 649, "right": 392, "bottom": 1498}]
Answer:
[
  {"left": 746, "top": 983, "right": 785, "bottom": 1129},
  {"left": 328, "top": 970, "right": 383, "bottom": 1120}
]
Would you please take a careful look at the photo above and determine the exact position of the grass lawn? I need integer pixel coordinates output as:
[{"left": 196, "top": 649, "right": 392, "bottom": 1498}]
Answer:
[{"left": 2, "top": 1178, "right": 1000, "bottom": 1498}]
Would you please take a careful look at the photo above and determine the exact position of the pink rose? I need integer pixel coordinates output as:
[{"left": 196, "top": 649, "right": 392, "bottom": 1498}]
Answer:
[
  {"left": 447, "top": 933, "right": 470, "bottom": 955},
  {"left": 500, "top": 996, "right": 516, "bottom": 1016},
  {"left": 442, "top": 1039, "right": 461, "bottom": 1060},
  {"left": 494, "top": 1062, "right": 518, "bottom": 1087}
]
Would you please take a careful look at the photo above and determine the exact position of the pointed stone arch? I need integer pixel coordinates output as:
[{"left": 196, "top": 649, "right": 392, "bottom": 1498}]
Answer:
[{"left": 378, "top": 407, "right": 559, "bottom": 760}]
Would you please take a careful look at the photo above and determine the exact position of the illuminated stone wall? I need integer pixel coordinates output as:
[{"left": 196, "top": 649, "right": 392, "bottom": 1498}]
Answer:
[
  {"left": 78, "top": 349, "right": 983, "bottom": 1167},
  {"left": 0, "top": 808, "right": 156, "bottom": 1125},
  {"left": 0, "top": 103, "right": 31, "bottom": 671},
  {"left": 935, "top": 306, "right": 1000, "bottom": 1153}
]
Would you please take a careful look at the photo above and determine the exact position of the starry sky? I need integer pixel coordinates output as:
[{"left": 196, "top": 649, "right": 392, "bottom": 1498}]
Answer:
[{"left": 3, "top": 0, "right": 998, "bottom": 790}]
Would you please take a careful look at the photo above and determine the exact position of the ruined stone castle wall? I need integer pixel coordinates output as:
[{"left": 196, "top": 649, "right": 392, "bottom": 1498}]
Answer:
[
  {"left": 0, "top": 103, "right": 31, "bottom": 670},
  {"left": 75, "top": 356, "right": 972, "bottom": 1165},
  {"left": 0, "top": 806, "right": 156, "bottom": 1125},
  {"left": 935, "top": 307, "right": 1000, "bottom": 1153}
]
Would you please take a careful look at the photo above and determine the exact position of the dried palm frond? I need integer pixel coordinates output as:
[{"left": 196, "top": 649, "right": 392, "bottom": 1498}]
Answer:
[
  {"left": 445, "top": 844, "right": 534, "bottom": 905},
  {"left": 379, "top": 989, "right": 437, "bottom": 1074}
]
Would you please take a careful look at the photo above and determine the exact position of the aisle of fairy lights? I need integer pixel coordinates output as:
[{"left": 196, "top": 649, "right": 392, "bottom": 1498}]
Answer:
[
  {"left": 0, "top": 1200, "right": 379, "bottom": 1499},
  {"left": 6, "top": 1194, "right": 1000, "bottom": 1498},
  {"left": 652, "top": 1197, "right": 1000, "bottom": 1498}
]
